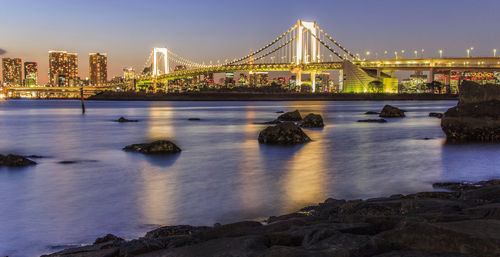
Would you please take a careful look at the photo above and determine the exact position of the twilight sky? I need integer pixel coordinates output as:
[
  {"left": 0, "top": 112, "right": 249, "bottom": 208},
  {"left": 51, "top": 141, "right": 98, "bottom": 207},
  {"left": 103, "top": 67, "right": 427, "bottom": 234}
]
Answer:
[{"left": 2, "top": 0, "right": 500, "bottom": 84}]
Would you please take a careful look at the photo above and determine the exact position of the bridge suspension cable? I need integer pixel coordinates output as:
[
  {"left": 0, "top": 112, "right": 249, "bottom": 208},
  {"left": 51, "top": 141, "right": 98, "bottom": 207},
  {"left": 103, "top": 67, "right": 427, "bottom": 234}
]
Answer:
[
  {"left": 316, "top": 26, "right": 358, "bottom": 60},
  {"left": 226, "top": 25, "right": 297, "bottom": 65},
  {"left": 250, "top": 35, "right": 297, "bottom": 63},
  {"left": 302, "top": 27, "right": 346, "bottom": 61}
]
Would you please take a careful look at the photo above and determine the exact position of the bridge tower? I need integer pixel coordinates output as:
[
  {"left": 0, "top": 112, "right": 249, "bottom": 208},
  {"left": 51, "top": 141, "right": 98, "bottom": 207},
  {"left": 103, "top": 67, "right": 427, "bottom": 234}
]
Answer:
[
  {"left": 295, "top": 20, "right": 320, "bottom": 92},
  {"left": 152, "top": 47, "right": 168, "bottom": 77},
  {"left": 152, "top": 47, "right": 168, "bottom": 92}
]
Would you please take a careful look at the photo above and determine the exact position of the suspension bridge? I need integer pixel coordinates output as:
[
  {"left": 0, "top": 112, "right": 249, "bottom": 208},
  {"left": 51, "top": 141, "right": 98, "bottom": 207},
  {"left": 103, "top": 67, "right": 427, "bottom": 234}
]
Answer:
[{"left": 138, "top": 19, "right": 500, "bottom": 93}]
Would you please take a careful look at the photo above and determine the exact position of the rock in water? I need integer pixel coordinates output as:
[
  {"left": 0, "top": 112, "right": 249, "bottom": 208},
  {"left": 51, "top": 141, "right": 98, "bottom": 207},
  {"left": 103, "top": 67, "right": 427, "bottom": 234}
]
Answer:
[
  {"left": 357, "top": 119, "right": 387, "bottom": 123},
  {"left": 277, "top": 110, "right": 302, "bottom": 121},
  {"left": 258, "top": 122, "right": 311, "bottom": 145},
  {"left": 117, "top": 117, "right": 138, "bottom": 122},
  {"left": 379, "top": 105, "right": 406, "bottom": 118},
  {"left": 299, "top": 113, "right": 324, "bottom": 128},
  {"left": 365, "top": 111, "right": 379, "bottom": 115},
  {"left": 441, "top": 81, "right": 500, "bottom": 142},
  {"left": 123, "top": 140, "right": 182, "bottom": 154},
  {"left": 429, "top": 112, "right": 444, "bottom": 118},
  {"left": 0, "top": 154, "right": 37, "bottom": 167}
]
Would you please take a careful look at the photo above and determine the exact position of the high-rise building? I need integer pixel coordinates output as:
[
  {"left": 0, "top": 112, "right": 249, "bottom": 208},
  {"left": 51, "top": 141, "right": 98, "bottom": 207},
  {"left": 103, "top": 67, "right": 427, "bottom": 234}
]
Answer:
[
  {"left": 2, "top": 58, "right": 22, "bottom": 86},
  {"left": 24, "top": 62, "right": 38, "bottom": 86},
  {"left": 89, "top": 53, "right": 107, "bottom": 85},
  {"left": 48, "top": 51, "right": 79, "bottom": 86},
  {"left": 123, "top": 68, "right": 135, "bottom": 80}
]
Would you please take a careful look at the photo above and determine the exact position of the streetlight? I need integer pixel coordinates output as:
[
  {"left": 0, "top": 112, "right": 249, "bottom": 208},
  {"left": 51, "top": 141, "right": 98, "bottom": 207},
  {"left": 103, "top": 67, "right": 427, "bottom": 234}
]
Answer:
[
  {"left": 394, "top": 51, "right": 398, "bottom": 59},
  {"left": 467, "top": 49, "right": 470, "bottom": 58},
  {"left": 366, "top": 51, "right": 370, "bottom": 59},
  {"left": 439, "top": 49, "right": 443, "bottom": 58},
  {"left": 414, "top": 50, "right": 418, "bottom": 58},
  {"left": 329, "top": 54, "right": 333, "bottom": 62},
  {"left": 470, "top": 47, "right": 474, "bottom": 58},
  {"left": 384, "top": 50, "right": 388, "bottom": 58},
  {"left": 494, "top": 49, "right": 497, "bottom": 57},
  {"left": 421, "top": 49, "right": 425, "bottom": 58}
]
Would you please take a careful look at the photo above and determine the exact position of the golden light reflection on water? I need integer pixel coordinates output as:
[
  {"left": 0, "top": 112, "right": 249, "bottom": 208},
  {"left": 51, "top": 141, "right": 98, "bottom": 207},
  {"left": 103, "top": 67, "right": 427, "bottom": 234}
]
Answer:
[
  {"left": 139, "top": 104, "right": 177, "bottom": 224},
  {"left": 237, "top": 106, "right": 265, "bottom": 213},
  {"left": 147, "top": 103, "right": 175, "bottom": 141},
  {"left": 138, "top": 163, "right": 177, "bottom": 224},
  {"left": 281, "top": 105, "right": 329, "bottom": 211}
]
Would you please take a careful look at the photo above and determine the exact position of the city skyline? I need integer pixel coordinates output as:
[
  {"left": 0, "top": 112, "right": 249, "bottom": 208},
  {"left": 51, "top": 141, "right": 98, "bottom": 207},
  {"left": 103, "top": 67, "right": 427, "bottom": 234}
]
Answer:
[{"left": 2, "top": 0, "right": 500, "bottom": 84}]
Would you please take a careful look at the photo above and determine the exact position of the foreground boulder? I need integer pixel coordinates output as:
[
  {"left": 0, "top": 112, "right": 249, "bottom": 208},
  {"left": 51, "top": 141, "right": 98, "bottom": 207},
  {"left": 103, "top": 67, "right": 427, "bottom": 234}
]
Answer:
[
  {"left": 116, "top": 116, "right": 138, "bottom": 122},
  {"left": 45, "top": 178, "right": 500, "bottom": 257},
  {"left": 379, "top": 105, "right": 405, "bottom": 118},
  {"left": 299, "top": 113, "right": 324, "bottom": 128},
  {"left": 277, "top": 110, "right": 302, "bottom": 121},
  {"left": 0, "top": 154, "right": 36, "bottom": 167},
  {"left": 429, "top": 112, "right": 444, "bottom": 119},
  {"left": 441, "top": 81, "right": 500, "bottom": 142},
  {"left": 258, "top": 122, "right": 311, "bottom": 145},
  {"left": 123, "top": 140, "right": 181, "bottom": 154}
]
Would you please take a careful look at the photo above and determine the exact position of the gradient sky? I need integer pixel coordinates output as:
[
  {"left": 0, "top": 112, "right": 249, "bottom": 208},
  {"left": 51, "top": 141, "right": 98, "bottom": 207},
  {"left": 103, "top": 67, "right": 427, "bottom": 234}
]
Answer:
[{"left": 2, "top": 0, "right": 500, "bottom": 84}]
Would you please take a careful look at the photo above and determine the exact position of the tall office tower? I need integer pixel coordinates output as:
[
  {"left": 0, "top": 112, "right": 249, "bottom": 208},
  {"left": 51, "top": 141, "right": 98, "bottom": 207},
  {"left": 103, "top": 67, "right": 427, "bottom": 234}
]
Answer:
[
  {"left": 2, "top": 58, "right": 22, "bottom": 86},
  {"left": 123, "top": 68, "right": 135, "bottom": 80},
  {"left": 89, "top": 53, "right": 107, "bottom": 85},
  {"left": 24, "top": 62, "right": 38, "bottom": 86},
  {"left": 48, "top": 51, "right": 79, "bottom": 86}
]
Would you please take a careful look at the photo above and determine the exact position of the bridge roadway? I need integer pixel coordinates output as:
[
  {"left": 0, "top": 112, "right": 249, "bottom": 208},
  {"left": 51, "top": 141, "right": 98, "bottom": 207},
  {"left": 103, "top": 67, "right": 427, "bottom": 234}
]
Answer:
[{"left": 138, "top": 56, "right": 500, "bottom": 82}]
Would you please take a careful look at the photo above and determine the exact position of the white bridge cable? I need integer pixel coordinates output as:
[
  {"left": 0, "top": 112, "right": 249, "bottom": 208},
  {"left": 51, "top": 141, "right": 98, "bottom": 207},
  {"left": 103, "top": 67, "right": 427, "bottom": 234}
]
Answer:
[
  {"left": 316, "top": 26, "right": 358, "bottom": 60},
  {"left": 250, "top": 36, "right": 297, "bottom": 63},
  {"left": 225, "top": 25, "right": 298, "bottom": 65},
  {"left": 167, "top": 49, "right": 210, "bottom": 68},
  {"left": 302, "top": 27, "right": 346, "bottom": 61}
]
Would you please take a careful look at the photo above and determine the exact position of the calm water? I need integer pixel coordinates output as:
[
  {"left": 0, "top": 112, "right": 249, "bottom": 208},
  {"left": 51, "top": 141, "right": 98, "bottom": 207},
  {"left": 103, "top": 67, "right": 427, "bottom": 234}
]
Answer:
[{"left": 0, "top": 100, "right": 499, "bottom": 256}]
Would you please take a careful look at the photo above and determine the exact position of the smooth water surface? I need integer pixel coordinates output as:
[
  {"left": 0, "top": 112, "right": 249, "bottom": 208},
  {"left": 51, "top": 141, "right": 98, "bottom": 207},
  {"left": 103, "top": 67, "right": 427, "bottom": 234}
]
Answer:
[{"left": 0, "top": 100, "right": 498, "bottom": 256}]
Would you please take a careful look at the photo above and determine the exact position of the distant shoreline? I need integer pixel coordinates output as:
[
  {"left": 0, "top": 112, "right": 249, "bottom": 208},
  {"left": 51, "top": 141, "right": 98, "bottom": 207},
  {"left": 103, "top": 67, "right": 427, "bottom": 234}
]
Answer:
[{"left": 86, "top": 92, "right": 459, "bottom": 101}]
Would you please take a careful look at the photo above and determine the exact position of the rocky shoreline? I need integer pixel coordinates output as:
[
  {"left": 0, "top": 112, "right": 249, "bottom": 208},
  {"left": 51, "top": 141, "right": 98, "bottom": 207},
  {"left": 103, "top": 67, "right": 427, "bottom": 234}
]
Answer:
[{"left": 45, "top": 179, "right": 500, "bottom": 257}]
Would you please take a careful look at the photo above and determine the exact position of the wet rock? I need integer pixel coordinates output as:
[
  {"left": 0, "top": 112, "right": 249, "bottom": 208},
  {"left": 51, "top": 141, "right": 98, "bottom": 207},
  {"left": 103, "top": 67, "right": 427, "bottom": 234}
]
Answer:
[
  {"left": 277, "top": 110, "right": 302, "bottom": 121},
  {"left": 459, "top": 185, "right": 500, "bottom": 202},
  {"left": 25, "top": 155, "right": 46, "bottom": 159},
  {"left": 145, "top": 225, "right": 210, "bottom": 239},
  {"left": 94, "top": 234, "right": 124, "bottom": 245},
  {"left": 365, "top": 111, "right": 380, "bottom": 115},
  {"left": 143, "top": 235, "right": 269, "bottom": 257},
  {"left": 119, "top": 238, "right": 164, "bottom": 256},
  {"left": 116, "top": 116, "right": 138, "bottom": 122},
  {"left": 429, "top": 112, "right": 444, "bottom": 118},
  {"left": 276, "top": 111, "right": 285, "bottom": 113},
  {"left": 379, "top": 105, "right": 406, "bottom": 118},
  {"left": 358, "top": 119, "right": 387, "bottom": 123},
  {"left": 441, "top": 81, "right": 500, "bottom": 142},
  {"left": 123, "top": 140, "right": 181, "bottom": 154},
  {"left": 299, "top": 113, "right": 324, "bottom": 128},
  {"left": 432, "top": 182, "right": 479, "bottom": 191},
  {"left": 258, "top": 122, "right": 311, "bottom": 145},
  {"left": 0, "top": 154, "right": 36, "bottom": 167},
  {"left": 379, "top": 219, "right": 500, "bottom": 257},
  {"left": 187, "top": 118, "right": 201, "bottom": 121}
]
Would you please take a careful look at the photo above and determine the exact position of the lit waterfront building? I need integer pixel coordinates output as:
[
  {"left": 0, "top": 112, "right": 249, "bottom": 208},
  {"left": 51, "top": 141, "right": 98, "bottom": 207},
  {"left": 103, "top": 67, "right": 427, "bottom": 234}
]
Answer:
[
  {"left": 123, "top": 68, "right": 135, "bottom": 80},
  {"left": 249, "top": 71, "right": 268, "bottom": 87},
  {"left": 89, "top": 53, "right": 107, "bottom": 85},
  {"left": 48, "top": 51, "right": 79, "bottom": 86},
  {"left": 24, "top": 62, "right": 38, "bottom": 86},
  {"left": 315, "top": 73, "right": 330, "bottom": 92},
  {"left": 2, "top": 58, "right": 22, "bottom": 86}
]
